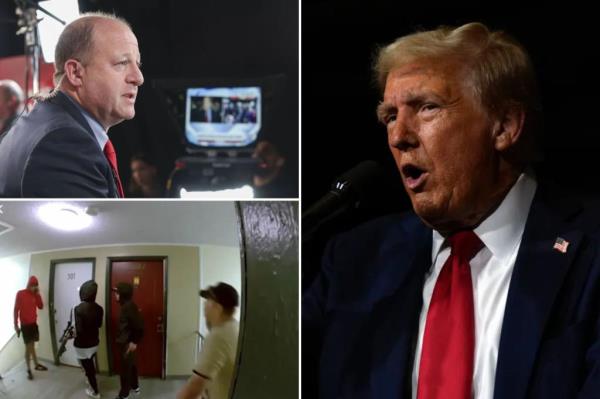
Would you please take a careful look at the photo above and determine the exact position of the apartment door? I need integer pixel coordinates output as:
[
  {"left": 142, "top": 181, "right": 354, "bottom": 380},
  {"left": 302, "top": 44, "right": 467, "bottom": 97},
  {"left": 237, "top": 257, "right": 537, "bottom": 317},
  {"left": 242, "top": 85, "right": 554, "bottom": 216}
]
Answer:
[
  {"left": 50, "top": 259, "right": 94, "bottom": 367},
  {"left": 108, "top": 258, "right": 166, "bottom": 378}
]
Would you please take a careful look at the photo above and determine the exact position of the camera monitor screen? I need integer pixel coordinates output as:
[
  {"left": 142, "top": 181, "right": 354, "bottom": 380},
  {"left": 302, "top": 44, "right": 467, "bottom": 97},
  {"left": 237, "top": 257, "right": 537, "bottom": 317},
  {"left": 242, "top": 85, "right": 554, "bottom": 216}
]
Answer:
[{"left": 185, "top": 87, "right": 261, "bottom": 147}]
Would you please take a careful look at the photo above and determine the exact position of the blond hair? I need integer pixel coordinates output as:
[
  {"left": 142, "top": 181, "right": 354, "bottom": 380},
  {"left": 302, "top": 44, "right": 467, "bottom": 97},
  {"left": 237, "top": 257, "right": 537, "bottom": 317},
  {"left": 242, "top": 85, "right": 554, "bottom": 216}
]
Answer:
[
  {"left": 374, "top": 22, "right": 542, "bottom": 160},
  {"left": 53, "top": 12, "right": 131, "bottom": 87}
]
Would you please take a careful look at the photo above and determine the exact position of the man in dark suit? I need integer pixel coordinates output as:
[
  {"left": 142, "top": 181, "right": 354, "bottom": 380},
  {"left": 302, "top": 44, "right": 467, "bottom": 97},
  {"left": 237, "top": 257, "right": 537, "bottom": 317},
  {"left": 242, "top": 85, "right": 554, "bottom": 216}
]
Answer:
[
  {"left": 0, "top": 12, "right": 143, "bottom": 198},
  {"left": 303, "top": 22, "right": 600, "bottom": 399}
]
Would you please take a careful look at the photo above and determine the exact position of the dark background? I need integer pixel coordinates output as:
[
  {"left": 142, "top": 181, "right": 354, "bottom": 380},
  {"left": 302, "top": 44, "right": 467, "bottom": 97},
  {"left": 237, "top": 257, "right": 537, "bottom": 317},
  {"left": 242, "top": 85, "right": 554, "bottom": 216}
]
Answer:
[
  {"left": 302, "top": 1, "right": 600, "bottom": 213},
  {"left": 0, "top": 0, "right": 298, "bottom": 197}
]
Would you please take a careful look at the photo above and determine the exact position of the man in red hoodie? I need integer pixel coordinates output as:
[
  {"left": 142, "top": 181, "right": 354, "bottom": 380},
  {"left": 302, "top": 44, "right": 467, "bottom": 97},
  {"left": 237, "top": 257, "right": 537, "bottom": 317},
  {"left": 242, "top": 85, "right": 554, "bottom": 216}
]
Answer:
[{"left": 14, "top": 276, "right": 48, "bottom": 380}]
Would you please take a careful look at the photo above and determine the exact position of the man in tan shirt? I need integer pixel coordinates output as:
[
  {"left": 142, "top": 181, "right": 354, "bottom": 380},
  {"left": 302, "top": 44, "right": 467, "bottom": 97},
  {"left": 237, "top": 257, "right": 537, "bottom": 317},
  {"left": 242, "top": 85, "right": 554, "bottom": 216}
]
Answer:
[{"left": 178, "top": 282, "right": 239, "bottom": 399}]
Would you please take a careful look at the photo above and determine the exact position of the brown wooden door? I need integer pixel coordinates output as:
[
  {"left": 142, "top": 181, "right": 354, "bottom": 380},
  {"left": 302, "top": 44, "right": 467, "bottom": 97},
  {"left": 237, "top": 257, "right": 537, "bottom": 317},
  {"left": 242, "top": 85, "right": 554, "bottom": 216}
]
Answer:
[{"left": 109, "top": 259, "right": 165, "bottom": 378}]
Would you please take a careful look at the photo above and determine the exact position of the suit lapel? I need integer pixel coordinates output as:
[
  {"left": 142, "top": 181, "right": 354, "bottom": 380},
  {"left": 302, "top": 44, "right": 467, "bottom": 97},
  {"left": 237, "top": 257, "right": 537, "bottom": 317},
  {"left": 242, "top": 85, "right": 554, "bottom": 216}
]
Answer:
[
  {"left": 368, "top": 227, "right": 432, "bottom": 399},
  {"left": 402, "top": 236, "right": 434, "bottom": 395},
  {"left": 51, "top": 91, "right": 119, "bottom": 197},
  {"left": 494, "top": 191, "right": 583, "bottom": 399}
]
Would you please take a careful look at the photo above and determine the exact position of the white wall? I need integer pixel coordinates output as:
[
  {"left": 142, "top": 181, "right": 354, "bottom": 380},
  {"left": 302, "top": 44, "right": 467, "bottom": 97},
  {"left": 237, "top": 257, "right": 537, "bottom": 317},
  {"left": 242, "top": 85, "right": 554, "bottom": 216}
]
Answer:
[
  {"left": 0, "top": 254, "right": 31, "bottom": 374},
  {"left": 199, "top": 244, "right": 242, "bottom": 338}
]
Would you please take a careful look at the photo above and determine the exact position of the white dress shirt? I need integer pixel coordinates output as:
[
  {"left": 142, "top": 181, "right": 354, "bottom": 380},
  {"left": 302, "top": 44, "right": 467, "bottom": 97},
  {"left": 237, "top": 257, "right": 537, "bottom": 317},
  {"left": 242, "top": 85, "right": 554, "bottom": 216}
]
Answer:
[{"left": 411, "top": 172, "right": 538, "bottom": 399}]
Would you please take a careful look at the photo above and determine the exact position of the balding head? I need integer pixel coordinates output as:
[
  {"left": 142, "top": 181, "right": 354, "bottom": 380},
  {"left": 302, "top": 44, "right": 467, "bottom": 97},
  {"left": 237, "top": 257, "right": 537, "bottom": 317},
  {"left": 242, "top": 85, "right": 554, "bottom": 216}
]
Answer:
[
  {"left": 54, "top": 12, "right": 131, "bottom": 87},
  {"left": 0, "top": 80, "right": 24, "bottom": 122},
  {"left": 52, "top": 12, "right": 143, "bottom": 130}
]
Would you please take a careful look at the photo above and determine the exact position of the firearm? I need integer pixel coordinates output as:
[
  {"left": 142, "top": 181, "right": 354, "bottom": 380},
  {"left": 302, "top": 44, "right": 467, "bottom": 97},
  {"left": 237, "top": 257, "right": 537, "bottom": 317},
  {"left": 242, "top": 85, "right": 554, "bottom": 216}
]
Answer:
[{"left": 57, "top": 319, "right": 74, "bottom": 358}]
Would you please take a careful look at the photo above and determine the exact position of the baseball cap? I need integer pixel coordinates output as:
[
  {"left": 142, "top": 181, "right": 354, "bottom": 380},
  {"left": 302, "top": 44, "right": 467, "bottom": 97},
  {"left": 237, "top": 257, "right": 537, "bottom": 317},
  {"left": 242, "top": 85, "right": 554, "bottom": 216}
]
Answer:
[{"left": 200, "top": 282, "right": 239, "bottom": 309}]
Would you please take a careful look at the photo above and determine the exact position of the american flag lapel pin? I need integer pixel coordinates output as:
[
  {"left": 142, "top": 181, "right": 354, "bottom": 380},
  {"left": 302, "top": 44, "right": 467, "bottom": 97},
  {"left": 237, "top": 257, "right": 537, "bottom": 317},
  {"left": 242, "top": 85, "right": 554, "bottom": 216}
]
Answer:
[{"left": 553, "top": 237, "right": 569, "bottom": 253}]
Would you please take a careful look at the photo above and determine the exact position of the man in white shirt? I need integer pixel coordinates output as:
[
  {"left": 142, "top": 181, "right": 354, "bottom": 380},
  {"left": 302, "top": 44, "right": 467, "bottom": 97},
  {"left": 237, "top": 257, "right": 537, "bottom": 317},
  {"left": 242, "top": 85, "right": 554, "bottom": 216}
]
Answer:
[
  {"left": 303, "top": 22, "right": 600, "bottom": 399},
  {"left": 177, "top": 283, "right": 239, "bottom": 399}
]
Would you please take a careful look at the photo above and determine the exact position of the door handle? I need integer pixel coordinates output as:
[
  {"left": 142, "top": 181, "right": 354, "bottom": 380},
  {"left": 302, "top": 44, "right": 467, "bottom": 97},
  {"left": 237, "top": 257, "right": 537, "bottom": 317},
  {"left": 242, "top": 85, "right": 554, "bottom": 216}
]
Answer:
[{"left": 157, "top": 323, "right": 164, "bottom": 333}]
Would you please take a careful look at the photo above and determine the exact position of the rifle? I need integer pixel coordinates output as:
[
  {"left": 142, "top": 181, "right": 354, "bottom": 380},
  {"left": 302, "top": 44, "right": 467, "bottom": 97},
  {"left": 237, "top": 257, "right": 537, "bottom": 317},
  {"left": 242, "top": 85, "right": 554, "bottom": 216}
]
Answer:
[{"left": 57, "top": 308, "right": 75, "bottom": 359}]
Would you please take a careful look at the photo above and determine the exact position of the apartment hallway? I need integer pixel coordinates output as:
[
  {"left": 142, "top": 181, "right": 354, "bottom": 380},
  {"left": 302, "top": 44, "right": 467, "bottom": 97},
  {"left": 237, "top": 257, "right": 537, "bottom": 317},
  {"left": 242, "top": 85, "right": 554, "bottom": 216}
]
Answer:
[{"left": 0, "top": 361, "right": 185, "bottom": 399}]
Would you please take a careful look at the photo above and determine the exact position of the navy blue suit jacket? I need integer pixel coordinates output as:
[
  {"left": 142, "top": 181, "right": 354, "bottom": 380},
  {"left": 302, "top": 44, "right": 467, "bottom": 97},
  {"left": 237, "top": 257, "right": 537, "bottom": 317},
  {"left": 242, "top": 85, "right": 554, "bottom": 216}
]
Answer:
[
  {"left": 303, "top": 186, "right": 600, "bottom": 398},
  {"left": 0, "top": 91, "right": 119, "bottom": 198}
]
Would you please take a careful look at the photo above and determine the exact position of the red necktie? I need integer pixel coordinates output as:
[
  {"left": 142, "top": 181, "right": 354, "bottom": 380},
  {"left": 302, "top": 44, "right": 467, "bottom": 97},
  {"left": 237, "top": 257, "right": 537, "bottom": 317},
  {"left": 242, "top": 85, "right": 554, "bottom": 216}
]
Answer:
[
  {"left": 103, "top": 139, "right": 124, "bottom": 198},
  {"left": 417, "top": 230, "right": 483, "bottom": 399}
]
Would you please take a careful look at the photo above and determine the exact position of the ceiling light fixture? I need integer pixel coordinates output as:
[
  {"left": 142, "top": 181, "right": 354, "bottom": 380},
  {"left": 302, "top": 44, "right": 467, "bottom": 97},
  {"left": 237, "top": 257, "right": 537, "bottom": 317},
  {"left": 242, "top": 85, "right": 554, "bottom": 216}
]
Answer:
[{"left": 38, "top": 203, "right": 93, "bottom": 231}]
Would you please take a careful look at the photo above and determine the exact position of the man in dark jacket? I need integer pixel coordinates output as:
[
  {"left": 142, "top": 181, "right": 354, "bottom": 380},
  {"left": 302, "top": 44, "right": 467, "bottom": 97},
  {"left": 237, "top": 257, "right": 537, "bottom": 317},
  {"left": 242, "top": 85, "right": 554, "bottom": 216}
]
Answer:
[
  {"left": 74, "top": 280, "right": 103, "bottom": 399},
  {"left": 113, "top": 282, "right": 144, "bottom": 399},
  {"left": 303, "top": 22, "right": 600, "bottom": 399},
  {"left": 0, "top": 13, "right": 143, "bottom": 198}
]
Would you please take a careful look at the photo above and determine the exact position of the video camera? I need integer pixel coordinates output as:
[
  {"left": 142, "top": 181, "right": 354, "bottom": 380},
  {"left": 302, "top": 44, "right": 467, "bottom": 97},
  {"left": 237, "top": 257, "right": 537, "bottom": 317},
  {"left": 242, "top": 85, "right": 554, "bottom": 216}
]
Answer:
[{"left": 153, "top": 75, "right": 286, "bottom": 198}]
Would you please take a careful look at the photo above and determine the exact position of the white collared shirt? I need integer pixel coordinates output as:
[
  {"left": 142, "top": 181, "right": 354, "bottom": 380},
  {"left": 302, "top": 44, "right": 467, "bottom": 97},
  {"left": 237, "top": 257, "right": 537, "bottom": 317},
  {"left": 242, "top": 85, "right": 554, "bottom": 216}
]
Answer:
[{"left": 411, "top": 172, "right": 538, "bottom": 399}]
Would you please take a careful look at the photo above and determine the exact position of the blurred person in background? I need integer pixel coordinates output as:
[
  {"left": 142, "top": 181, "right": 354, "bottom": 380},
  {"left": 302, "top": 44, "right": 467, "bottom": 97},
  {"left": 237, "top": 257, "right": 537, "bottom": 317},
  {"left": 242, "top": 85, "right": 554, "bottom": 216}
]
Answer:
[
  {"left": 0, "top": 79, "right": 25, "bottom": 143},
  {"left": 128, "top": 153, "right": 165, "bottom": 197}
]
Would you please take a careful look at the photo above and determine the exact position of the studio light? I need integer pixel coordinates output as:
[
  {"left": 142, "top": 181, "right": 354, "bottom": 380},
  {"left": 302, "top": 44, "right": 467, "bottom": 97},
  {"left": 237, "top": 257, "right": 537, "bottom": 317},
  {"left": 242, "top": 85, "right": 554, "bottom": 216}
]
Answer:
[{"left": 36, "top": 0, "right": 80, "bottom": 63}]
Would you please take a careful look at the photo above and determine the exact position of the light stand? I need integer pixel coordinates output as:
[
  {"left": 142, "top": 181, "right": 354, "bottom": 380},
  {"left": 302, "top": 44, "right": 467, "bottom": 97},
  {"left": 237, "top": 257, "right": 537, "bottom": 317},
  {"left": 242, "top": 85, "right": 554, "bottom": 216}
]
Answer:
[{"left": 14, "top": 0, "right": 65, "bottom": 100}]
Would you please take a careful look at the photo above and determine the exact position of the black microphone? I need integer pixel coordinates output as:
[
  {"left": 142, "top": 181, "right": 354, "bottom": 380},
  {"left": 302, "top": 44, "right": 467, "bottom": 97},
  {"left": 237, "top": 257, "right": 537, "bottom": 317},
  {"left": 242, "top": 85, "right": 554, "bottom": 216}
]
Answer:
[{"left": 302, "top": 160, "right": 387, "bottom": 238}]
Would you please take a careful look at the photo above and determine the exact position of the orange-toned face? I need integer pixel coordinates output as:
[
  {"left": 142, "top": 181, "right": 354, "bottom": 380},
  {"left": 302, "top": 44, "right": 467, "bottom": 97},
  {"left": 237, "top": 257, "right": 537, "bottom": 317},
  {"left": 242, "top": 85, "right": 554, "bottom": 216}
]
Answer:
[
  {"left": 78, "top": 19, "right": 144, "bottom": 129},
  {"left": 379, "top": 61, "right": 504, "bottom": 232}
]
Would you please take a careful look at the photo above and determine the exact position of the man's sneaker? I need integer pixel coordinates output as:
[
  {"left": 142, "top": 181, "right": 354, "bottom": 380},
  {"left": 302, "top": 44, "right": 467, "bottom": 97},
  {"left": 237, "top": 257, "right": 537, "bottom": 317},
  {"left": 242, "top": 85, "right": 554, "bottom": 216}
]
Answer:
[
  {"left": 85, "top": 388, "right": 101, "bottom": 398},
  {"left": 27, "top": 369, "right": 33, "bottom": 380},
  {"left": 131, "top": 387, "right": 141, "bottom": 395}
]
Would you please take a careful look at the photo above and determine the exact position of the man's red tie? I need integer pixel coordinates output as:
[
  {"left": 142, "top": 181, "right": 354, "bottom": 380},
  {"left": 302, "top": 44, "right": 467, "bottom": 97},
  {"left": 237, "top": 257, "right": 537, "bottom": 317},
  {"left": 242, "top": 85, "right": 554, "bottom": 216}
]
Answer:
[
  {"left": 417, "top": 230, "right": 483, "bottom": 399},
  {"left": 103, "top": 139, "right": 124, "bottom": 198}
]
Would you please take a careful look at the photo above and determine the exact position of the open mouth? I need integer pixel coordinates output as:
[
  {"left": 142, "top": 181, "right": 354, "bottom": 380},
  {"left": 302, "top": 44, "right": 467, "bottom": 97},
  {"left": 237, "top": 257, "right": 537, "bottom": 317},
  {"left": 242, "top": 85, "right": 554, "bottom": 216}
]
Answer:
[
  {"left": 124, "top": 93, "right": 136, "bottom": 101},
  {"left": 401, "top": 164, "right": 428, "bottom": 190}
]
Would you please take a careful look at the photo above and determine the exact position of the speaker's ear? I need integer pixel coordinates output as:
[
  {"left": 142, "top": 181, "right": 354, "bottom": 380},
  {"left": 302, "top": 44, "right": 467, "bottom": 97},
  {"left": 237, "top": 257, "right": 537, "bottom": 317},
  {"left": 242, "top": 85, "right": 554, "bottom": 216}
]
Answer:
[
  {"left": 63, "top": 59, "right": 84, "bottom": 87},
  {"left": 493, "top": 103, "right": 526, "bottom": 152}
]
